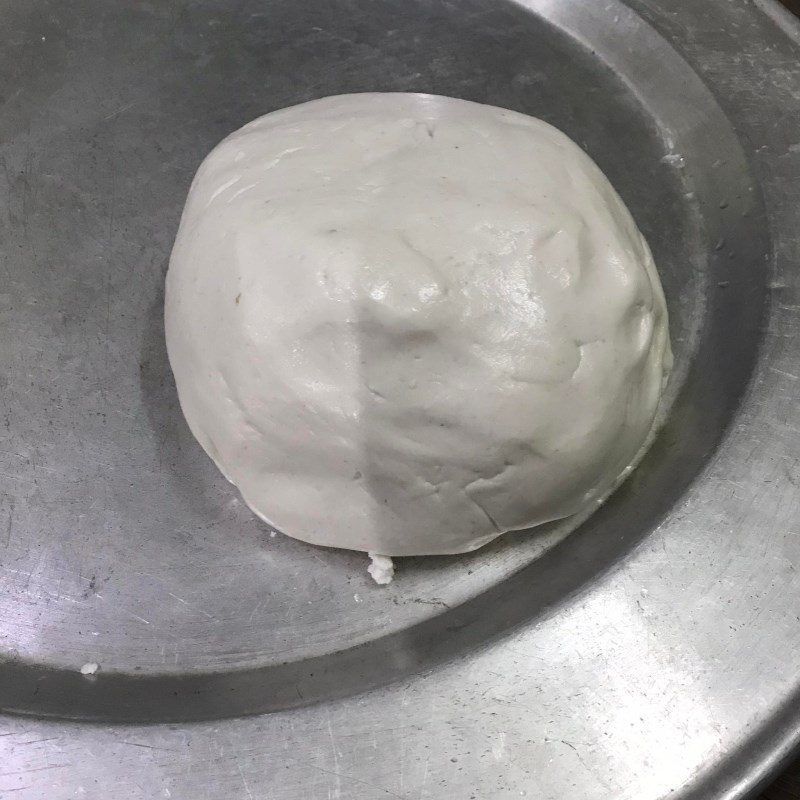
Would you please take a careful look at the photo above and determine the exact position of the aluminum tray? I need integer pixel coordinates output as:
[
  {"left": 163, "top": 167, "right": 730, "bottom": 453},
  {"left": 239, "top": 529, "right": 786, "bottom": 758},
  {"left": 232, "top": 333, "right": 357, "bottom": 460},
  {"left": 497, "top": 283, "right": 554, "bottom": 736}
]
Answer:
[{"left": 1, "top": 0, "right": 799, "bottom": 797}]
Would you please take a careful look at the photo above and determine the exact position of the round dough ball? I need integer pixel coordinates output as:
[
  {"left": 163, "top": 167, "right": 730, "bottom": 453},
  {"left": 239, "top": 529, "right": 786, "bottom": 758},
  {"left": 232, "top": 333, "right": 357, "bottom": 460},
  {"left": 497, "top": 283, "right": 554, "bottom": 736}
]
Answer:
[{"left": 165, "top": 93, "right": 672, "bottom": 557}]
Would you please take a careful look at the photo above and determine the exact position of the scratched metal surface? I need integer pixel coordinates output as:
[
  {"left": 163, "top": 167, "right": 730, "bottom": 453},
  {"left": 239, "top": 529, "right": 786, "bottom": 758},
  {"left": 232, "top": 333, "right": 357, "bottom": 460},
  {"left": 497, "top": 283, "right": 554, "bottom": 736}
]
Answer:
[{"left": 0, "top": 0, "right": 799, "bottom": 797}]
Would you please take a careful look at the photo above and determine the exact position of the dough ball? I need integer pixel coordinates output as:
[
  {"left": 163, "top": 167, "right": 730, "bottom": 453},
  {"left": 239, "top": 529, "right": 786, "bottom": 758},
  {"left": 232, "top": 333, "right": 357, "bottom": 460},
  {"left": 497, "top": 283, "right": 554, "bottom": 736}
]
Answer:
[{"left": 165, "top": 93, "right": 672, "bottom": 557}]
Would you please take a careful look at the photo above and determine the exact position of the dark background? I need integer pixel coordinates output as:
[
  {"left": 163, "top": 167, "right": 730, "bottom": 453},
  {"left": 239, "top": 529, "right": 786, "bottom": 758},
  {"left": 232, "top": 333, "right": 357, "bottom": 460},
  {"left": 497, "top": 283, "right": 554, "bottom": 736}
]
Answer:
[{"left": 765, "top": 769, "right": 800, "bottom": 800}]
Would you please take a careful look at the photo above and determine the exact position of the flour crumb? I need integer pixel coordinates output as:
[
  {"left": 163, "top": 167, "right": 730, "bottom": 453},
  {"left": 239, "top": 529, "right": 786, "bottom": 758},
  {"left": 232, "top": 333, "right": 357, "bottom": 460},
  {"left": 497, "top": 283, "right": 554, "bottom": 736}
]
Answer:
[
  {"left": 367, "top": 552, "right": 394, "bottom": 585},
  {"left": 353, "top": 593, "right": 361, "bottom": 603},
  {"left": 80, "top": 662, "right": 99, "bottom": 675}
]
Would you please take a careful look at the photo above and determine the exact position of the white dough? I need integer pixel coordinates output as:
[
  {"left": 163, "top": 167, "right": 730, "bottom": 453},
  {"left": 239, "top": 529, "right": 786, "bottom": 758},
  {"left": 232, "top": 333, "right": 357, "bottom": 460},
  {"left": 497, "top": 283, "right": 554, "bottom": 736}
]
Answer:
[
  {"left": 367, "top": 553, "right": 395, "bottom": 585},
  {"left": 165, "top": 93, "right": 672, "bottom": 557}
]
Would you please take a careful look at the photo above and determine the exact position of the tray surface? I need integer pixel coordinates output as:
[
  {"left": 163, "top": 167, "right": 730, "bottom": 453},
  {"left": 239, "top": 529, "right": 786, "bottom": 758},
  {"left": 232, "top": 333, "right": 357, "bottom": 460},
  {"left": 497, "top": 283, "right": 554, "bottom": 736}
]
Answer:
[{"left": 0, "top": 0, "right": 799, "bottom": 798}]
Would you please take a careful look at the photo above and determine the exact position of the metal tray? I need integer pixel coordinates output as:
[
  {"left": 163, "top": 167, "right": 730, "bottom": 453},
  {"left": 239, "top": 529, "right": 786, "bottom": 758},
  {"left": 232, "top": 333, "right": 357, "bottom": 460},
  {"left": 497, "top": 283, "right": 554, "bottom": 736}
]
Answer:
[{"left": 1, "top": 0, "right": 799, "bottom": 797}]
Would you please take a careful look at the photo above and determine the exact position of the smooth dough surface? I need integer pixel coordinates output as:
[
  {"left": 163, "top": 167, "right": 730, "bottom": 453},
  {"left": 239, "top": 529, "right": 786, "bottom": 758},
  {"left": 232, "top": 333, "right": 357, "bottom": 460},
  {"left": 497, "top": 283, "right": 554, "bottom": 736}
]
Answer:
[{"left": 165, "top": 93, "right": 672, "bottom": 557}]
